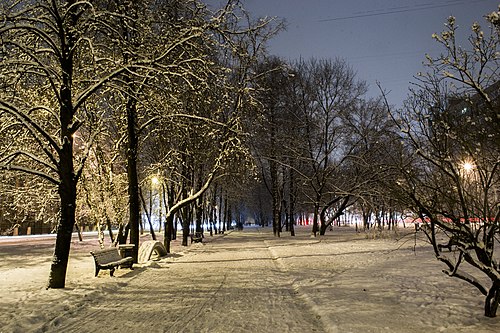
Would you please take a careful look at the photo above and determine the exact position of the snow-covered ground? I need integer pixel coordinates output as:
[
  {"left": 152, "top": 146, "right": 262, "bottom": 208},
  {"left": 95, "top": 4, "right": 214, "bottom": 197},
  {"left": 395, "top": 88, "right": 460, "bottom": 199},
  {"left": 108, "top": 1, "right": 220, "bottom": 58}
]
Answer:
[{"left": 0, "top": 226, "right": 498, "bottom": 332}]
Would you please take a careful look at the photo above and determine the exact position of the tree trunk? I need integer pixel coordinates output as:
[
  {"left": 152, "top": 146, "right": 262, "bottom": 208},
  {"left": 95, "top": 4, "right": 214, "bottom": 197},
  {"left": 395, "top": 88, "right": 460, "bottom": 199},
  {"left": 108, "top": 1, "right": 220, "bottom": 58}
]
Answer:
[
  {"left": 218, "top": 192, "right": 222, "bottom": 233},
  {"left": 164, "top": 214, "right": 174, "bottom": 253},
  {"left": 48, "top": 114, "right": 77, "bottom": 288},
  {"left": 289, "top": 166, "right": 295, "bottom": 236},
  {"left": 312, "top": 203, "right": 320, "bottom": 237},
  {"left": 162, "top": 183, "right": 173, "bottom": 253},
  {"left": 210, "top": 186, "right": 216, "bottom": 236},
  {"left": 48, "top": 13, "right": 77, "bottom": 287},
  {"left": 121, "top": 0, "right": 141, "bottom": 263},
  {"left": 126, "top": 96, "right": 140, "bottom": 262},
  {"left": 222, "top": 195, "right": 227, "bottom": 233},
  {"left": 362, "top": 206, "right": 371, "bottom": 230},
  {"left": 226, "top": 202, "right": 232, "bottom": 231},
  {"left": 319, "top": 222, "right": 328, "bottom": 235},
  {"left": 195, "top": 201, "right": 203, "bottom": 233},
  {"left": 195, "top": 173, "right": 203, "bottom": 233},
  {"left": 105, "top": 215, "right": 115, "bottom": 244},
  {"left": 173, "top": 216, "right": 178, "bottom": 240},
  {"left": 115, "top": 223, "right": 129, "bottom": 246},
  {"left": 75, "top": 222, "right": 83, "bottom": 241},
  {"left": 48, "top": 173, "right": 77, "bottom": 288},
  {"left": 270, "top": 160, "right": 280, "bottom": 237},
  {"left": 181, "top": 207, "right": 191, "bottom": 246},
  {"left": 139, "top": 187, "right": 156, "bottom": 241},
  {"left": 158, "top": 186, "right": 163, "bottom": 233},
  {"left": 485, "top": 283, "right": 500, "bottom": 317}
]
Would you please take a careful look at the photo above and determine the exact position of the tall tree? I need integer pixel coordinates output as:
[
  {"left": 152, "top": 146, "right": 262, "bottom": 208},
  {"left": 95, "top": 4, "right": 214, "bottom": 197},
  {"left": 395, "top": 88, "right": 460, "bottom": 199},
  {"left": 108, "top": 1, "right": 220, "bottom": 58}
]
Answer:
[
  {"left": 252, "top": 57, "right": 294, "bottom": 236},
  {"left": 94, "top": 0, "right": 200, "bottom": 260},
  {"left": 292, "top": 58, "right": 367, "bottom": 236},
  {"left": 0, "top": 0, "right": 230, "bottom": 285},
  {"left": 387, "top": 10, "right": 500, "bottom": 317},
  {"left": 0, "top": 0, "right": 133, "bottom": 288},
  {"left": 132, "top": 0, "right": 279, "bottom": 248}
]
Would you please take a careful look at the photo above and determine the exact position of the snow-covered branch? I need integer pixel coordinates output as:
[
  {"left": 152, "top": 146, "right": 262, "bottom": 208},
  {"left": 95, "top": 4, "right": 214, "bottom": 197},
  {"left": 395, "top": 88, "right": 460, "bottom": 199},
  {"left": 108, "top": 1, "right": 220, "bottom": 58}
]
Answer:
[{"left": 0, "top": 164, "right": 58, "bottom": 185}]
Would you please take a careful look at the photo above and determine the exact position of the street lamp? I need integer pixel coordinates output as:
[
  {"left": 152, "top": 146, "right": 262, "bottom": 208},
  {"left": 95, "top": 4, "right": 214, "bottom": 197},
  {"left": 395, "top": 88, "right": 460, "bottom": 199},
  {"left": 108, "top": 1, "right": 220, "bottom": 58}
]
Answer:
[
  {"left": 462, "top": 161, "right": 474, "bottom": 172},
  {"left": 459, "top": 159, "right": 475, "bottom": 179},
  {"left": 150, "top": 175, "right": 163, "bottom": 234}
]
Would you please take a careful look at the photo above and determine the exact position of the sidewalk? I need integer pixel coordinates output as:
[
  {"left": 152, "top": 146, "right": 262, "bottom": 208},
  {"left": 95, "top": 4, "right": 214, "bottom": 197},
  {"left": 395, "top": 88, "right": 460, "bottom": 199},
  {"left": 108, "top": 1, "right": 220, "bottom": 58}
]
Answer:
[
  {"left": 1, "top": 226, "right": 498, "bottom": 333},
  {"left": 2, "top": 228, "right": 325, "bottom": 333}
]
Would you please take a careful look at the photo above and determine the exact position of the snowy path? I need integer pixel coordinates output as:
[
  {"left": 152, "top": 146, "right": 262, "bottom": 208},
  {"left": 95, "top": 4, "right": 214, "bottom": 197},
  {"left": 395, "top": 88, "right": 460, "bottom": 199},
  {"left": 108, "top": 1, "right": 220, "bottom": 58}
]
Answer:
[
  {"left": 53, "top": 228, "right": 320, "bottom": 332},
  {"left": 21, "top": 230, "right": 325, "bottom": 333},
  {"left": 1, "top": 227, "right": 499, "bottom": 332}
]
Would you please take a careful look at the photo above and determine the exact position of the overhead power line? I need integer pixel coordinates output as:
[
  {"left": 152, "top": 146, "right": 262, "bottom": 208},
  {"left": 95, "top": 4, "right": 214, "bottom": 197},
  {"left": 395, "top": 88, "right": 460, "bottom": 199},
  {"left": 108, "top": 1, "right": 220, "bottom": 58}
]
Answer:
[{"left": 318, "top": 0, "right": 490, "bottom": 22}]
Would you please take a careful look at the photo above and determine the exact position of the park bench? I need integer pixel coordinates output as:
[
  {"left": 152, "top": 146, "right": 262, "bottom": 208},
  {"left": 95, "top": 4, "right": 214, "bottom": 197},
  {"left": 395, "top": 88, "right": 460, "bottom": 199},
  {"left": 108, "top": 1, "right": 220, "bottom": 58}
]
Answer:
[
  {"left": 190, "top": 232, "right": 203, "bottom": 244},
  {"left": 90, "top": 247, "right": 134, "bottom": 277}
]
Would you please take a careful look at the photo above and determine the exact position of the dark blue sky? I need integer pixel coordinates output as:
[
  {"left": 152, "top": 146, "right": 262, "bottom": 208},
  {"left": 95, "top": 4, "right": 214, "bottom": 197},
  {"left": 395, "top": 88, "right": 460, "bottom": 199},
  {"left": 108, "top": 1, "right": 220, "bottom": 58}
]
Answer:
[{"left": 210, "top": 0, "right": 498, "bottom": 106}]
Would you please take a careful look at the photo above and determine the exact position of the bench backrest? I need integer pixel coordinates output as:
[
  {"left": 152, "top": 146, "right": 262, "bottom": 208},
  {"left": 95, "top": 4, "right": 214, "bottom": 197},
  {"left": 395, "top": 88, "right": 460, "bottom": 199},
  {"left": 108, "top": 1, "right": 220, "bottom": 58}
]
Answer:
[{"left": 91, "top": 248, "right": 122, "bottom": 265}]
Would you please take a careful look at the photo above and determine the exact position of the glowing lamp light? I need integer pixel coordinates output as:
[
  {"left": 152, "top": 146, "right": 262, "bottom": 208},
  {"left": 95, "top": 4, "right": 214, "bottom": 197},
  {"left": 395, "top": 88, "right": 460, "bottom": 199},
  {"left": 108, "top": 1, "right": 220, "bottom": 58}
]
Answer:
[
  {"left": 151, "top": 176, "right": 159, "bottom": 185},
  {"left": 461, "top": 161, "right": 474, "bottom": 172}
]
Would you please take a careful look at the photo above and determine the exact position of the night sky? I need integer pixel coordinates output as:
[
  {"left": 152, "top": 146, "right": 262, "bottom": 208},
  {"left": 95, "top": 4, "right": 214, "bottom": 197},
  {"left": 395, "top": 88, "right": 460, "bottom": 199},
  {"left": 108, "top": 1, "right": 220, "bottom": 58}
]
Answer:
[{"left": 209, "top": 0, "right": 498, "bottom": 106}]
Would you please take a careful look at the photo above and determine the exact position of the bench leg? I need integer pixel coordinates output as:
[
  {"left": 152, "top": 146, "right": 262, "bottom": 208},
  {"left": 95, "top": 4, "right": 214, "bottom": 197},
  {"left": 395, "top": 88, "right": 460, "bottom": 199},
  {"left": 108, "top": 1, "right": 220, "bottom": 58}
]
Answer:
[
  {"left": 110, "top": 268, "right": 115, "bottom": 277},
  {"left": 95, "top": 266, "right": 100, "bottom": 277}
]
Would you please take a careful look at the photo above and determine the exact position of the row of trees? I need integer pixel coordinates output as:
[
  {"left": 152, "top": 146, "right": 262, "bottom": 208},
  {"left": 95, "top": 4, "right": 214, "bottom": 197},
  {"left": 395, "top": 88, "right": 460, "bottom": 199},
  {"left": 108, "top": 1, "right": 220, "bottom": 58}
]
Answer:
[
  {"left": 0, "top": 0, "right": 282, "bottom": 288},
  {"left": 248, "top": 9, "right": 500, "bottom": 317},
  {"left": 253, "top": 9, "right": 500, "bottom": 317},
  {"left": 248, "top": 56, "right": 399, "bottom": 237},
  {"left": 0, "top": 0, "right": 402, "bottom": 258}
]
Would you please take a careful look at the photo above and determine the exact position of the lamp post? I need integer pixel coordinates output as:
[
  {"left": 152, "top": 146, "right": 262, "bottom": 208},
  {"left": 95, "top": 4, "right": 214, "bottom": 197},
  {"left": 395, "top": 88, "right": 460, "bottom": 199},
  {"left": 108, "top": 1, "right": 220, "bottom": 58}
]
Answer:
[
  {"left": 459, "top": 159, "right": 478, "bottom": 227},
  {"left": 151, "top": 176, "right": 160, "bottom": 230}
]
